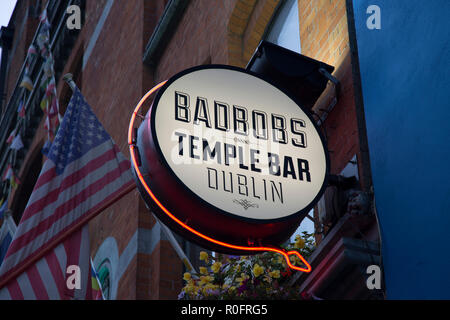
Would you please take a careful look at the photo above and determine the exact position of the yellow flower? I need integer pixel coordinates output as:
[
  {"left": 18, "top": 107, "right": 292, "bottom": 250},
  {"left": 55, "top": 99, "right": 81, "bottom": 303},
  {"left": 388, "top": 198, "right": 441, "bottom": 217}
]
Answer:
[
  {"left": 293, "top": 256, "right": 302, "bottom": 265},
  {"left": 183, "top": 272, "right": 191, "bottom": 281},
  {"left": 276, "top": 255, "right": 284, "bottom": 264},
  {"left": 269, "top": 270, "right": 280, "bottom": 279},
  {"left": 211, "top": 262, "right": 222, "bottom": 273},
  {"left": 235, "top": 273, "right": 249, "bottom": 284},
  {"left": 199, "top": 275, "right": 212, "bottom": 286},
  {"left": 208, "top": 283, "right": 218, "bottom": 290},
  {"left": 202, "top": 283, "right": 219, "bottom": 295},
  {"left": 253, "top": 264, "right": 264, "bottom": 277},
  {"left": 199, "top": 266, "right": 208, "bottom": 275},
  {"left": 263, "top": 274, "right": 272, "bottom": 283},
  {"left": 294, "top": 236, "right": 305, "bottom": 249},
  {"left": 199, "top": 251, "right": 209, "bottom": 262},
  {"left": 228, "top": 286, "right": 236, "bottom": 294},
  {"left": 184, "top": 283, "right": 198, "bottom": 295}
]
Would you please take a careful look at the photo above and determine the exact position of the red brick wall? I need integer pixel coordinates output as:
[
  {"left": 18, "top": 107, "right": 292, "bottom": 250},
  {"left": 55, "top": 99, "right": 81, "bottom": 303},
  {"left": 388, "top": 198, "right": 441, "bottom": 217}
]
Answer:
[
  {"left": 154, "top": 0, "right": 237, "bottom": 82},
  {"left": 158, "top": 240, "right": 184, "bottom": 299},
  {"left": 298, "top": 0, "right": 349, "bottom": 67},
  {"left": 78, "top": 0, "right": 180, "bottom": 300},
  {"left": 57, "top": 0, "right": 147, "bottom": 299},
  {"left": 298, "top": 0, "right": 373, "bottom": 244},
  {"left": 137, "top": 240, "right": 183, "bottom": 300},
  {"left": 298, "top": 0, "right": 360, "bottom": 176},
  {"left": 81, "top": 0, "right": 146, "bottom": 300}
]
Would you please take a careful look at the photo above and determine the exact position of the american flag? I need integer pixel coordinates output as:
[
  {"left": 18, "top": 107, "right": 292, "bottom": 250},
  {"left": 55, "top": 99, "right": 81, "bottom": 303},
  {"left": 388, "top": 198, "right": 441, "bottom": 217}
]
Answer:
[{"left": 0, "top": 88, "right": 135, "bottom": 299}]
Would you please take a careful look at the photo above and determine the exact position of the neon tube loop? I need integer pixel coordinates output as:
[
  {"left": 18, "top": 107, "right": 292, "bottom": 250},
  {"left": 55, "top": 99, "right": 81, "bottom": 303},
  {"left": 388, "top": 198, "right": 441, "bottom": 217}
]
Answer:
[{"left": 128, "top": 81, "right": 312, "bottom": 273}]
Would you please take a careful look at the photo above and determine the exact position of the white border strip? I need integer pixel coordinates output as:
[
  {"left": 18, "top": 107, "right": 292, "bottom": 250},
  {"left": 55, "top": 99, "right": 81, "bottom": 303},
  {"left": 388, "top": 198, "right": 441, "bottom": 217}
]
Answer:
[{"left": 82, "top": 0, "right": 115, "bottom": 70}]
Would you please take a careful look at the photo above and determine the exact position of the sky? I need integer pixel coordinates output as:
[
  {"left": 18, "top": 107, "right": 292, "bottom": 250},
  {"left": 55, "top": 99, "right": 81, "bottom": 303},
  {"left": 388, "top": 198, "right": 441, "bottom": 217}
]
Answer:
[
  {"left": 0, "top": 0, "right": 17, "bottom": 27},
  {"left": 0, "top": 0, "right": 17, "bottom": 57}
]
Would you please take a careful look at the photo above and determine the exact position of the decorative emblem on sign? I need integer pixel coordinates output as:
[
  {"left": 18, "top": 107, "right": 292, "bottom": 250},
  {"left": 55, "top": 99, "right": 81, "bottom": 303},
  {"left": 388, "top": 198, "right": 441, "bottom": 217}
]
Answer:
[
  {"left": 129, "top": 65, "right": 329, "bottom": 272},
  {"left": 233, "top": 199, "right": 259, "bottom": 210}
]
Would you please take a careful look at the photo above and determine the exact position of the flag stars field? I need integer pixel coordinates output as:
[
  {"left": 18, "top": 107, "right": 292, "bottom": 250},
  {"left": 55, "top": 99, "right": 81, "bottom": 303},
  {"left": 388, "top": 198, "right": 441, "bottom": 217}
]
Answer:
[{"left": 49, "top": 92, "right": 110, "bottom": 175}]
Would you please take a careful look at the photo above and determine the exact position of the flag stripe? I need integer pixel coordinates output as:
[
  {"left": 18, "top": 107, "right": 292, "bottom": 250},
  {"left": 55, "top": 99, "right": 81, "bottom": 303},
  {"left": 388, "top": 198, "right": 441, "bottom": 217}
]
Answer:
[
  {"left": 45, "top": 247, "right": 67, "bottom": 299},
  {"left": 26, "top": 264, "right": 50, "bottom": 299},
  {"left": 0, "top": 180, "right": 134, "bottom": 287},
  {"left": 75, "top": 227, "right": 89, "bottom": 300},
  {"left": 7, "top": 279, "right": 24, "bottom": 299},
  {"left": 24, "top": 144, "right": 126, "bottom": 219},
  {"left": 16, "top": 273, "right": 36, "bottom": 299},
  {"left": 26, "top": 176, "right": 133, "bottom": 264},
  {"left": 21, "top": 158, "right": 129, "bottom": 236},
  {"left": 0, "top": 284, "right": 11, "bottom": 299},
  {"left": 35, "top": 257, "right": 60, "bottom": 299},
  {"left": 17, "top": 154, "right": 129, "bottom": 236},
  {"left": 2, "top": 227, "right": 88, "bottom": 300},
  {"left": 6, "top": 161, "right": 131, "bottom": 257},
  {"left": 33, "top": 162, "right": 56, "bottom": 190},
  {"left": 26, "top": 177, "right": 132, "bottom": 262},
  {"left": 62, "top": 226, "right": 82, "bottom": 299},
  {"left": 31, "top": 142, "right": 122, "bottom": 199}
]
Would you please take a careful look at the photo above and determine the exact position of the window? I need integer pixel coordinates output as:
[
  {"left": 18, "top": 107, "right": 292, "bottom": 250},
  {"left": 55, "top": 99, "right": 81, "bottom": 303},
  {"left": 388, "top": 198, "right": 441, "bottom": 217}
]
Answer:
[{"left": 265, "top": 0, "right": 301, "bottom": 53}]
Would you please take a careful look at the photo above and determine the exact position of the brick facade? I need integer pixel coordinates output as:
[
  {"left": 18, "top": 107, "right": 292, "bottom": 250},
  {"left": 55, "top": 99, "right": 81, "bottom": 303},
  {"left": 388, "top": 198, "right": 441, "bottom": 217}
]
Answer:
[
  {"left": 298, "top": 0, "right": 356, "bottom": 175},
  {"left": 298, "top": 0, "right": 377, "bottom": 243},
  {"left": 4, "top": 1, "right": 39, "bottom": 107},
  {"left": 1, "top": 0, "right": 377, "bottom": 299}
]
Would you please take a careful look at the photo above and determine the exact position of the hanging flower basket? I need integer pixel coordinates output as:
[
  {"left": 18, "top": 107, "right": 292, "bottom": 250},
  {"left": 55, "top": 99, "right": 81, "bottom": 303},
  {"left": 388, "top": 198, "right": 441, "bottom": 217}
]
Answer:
[{"left": 179, "top": 231, "right": 315, "bottom": 300}]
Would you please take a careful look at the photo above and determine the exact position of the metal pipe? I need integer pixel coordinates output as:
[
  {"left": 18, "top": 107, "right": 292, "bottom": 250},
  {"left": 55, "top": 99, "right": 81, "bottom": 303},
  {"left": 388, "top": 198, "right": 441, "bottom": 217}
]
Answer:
[{"left": 314, "top": 68, "right": 341, "bottom": 127}]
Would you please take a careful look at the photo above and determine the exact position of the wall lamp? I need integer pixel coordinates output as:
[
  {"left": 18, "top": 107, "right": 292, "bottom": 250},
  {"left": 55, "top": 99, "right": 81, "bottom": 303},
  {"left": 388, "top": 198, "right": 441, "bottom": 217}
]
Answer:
[{"left": 246, "top": 41, "right": 338, "bottom": 112}]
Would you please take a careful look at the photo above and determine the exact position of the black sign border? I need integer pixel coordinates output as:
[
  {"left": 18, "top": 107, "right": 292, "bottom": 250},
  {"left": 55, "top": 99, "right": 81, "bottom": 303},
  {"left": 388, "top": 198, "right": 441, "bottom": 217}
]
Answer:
[{"left": 150, "top": 64, "right": 330, "bottom": 224}]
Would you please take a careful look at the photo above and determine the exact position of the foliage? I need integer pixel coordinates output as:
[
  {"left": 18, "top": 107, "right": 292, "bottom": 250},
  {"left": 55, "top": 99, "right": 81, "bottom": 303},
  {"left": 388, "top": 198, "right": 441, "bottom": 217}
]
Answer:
[{"left": 178, "top": 231, "right": 315, "bottom": 300}]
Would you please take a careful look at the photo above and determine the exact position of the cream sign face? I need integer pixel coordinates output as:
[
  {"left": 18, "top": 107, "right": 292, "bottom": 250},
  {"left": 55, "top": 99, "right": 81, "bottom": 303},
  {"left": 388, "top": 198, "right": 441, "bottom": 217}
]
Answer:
[{"left": 151, "top": 66, "right": 328, "bottom": 221}]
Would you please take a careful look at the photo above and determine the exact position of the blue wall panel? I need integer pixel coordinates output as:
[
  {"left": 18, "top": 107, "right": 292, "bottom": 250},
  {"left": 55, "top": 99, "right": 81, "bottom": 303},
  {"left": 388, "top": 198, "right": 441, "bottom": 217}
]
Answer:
[{"left": 352, "top": 0, "right": 450, "bottom": 299}]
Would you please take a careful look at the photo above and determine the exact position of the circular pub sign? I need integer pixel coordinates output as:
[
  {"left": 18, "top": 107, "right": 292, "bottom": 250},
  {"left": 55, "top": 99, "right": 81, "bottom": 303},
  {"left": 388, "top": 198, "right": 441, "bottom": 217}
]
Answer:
[{"left": 130, "top": 65, "right": 329, "bottom": 255}]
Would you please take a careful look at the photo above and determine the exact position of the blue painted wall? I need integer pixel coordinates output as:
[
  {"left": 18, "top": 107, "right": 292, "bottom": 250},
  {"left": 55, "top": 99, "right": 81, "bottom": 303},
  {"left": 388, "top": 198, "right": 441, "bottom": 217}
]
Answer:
[{"left": 352, "top": 0, "right": 450, "bottom": 299}]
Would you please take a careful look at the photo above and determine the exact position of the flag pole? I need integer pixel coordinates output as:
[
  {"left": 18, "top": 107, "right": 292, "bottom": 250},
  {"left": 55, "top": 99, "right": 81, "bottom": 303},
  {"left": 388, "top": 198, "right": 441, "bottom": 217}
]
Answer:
[
  {"left": 154, "top": 216, "right": 197, "bottom": 274},
  {"left": 63, "top": 73, "right": 77, "bottom": 92}
]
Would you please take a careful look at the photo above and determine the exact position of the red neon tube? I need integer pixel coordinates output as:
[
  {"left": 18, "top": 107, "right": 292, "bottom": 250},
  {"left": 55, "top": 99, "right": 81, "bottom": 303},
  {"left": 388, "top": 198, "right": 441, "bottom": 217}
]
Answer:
[{"left": 128, "top": 82, "right": 312, "bottom": 273}]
